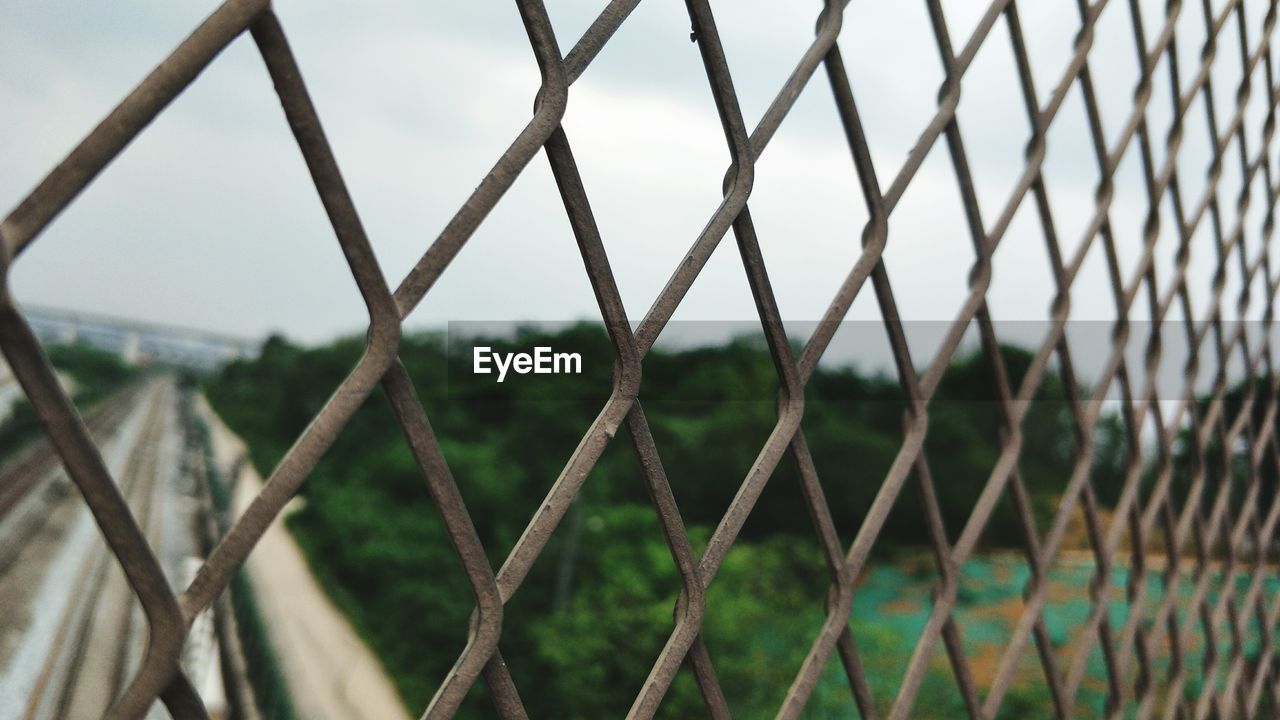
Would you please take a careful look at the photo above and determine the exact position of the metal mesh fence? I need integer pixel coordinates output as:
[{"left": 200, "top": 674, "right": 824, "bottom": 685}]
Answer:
[{"left": 3, "top": 0, "right": 1280, "bottom": 717}]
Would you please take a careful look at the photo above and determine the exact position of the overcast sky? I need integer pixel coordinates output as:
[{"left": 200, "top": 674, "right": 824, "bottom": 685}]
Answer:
[{"left": 2, "top": 0, "right": 1276, "bottom": 391}]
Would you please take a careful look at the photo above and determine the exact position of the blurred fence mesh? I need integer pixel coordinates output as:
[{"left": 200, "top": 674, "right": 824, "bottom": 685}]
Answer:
[{"left": 4, "top": 0, "right": 1280, "bottom": 718}]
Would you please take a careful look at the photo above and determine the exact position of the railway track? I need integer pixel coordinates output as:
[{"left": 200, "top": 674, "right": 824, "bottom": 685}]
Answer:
[
  {"left": 0, "top": 383, "right": 141, "bottom": 517},
  {"left": 0, "top": 376, "right": 209, "bottom": 719},
  {"left": 0, "top": 385, "right": 144, "bottom": 573}
]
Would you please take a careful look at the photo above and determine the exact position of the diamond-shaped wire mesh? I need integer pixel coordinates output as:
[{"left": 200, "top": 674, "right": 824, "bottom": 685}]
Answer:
[{"left": 3, "top": 0, "right": 1280, "bottom": 718}]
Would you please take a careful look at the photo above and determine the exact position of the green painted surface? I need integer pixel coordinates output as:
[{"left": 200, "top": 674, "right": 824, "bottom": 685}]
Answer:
[{"left": 812, "top": 554, "right": 1279, "bottom": 719}]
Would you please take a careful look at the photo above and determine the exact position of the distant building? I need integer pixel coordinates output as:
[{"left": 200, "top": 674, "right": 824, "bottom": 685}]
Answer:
[{"left": 23, "top": 305, "right": 261, "bottom": 373}]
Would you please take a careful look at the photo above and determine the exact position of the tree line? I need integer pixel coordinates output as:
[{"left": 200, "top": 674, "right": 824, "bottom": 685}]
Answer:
[{"left": 204, "top": 325, "right": 1267, "bottom": 718}]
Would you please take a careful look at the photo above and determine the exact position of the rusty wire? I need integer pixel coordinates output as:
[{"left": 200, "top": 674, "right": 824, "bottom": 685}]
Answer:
[{"left": 3, "top": 0, "right": 1280, "bottom": 718}]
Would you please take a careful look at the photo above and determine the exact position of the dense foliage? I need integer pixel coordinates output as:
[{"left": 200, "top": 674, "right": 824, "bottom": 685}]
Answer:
[{"left": 207, "top": 326, "right": 1133, "bottom": 718}]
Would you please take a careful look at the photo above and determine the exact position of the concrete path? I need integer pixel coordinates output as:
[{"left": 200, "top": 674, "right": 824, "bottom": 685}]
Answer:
[{"left": 197, "top": 396, "right": 412, "bottom": 720}]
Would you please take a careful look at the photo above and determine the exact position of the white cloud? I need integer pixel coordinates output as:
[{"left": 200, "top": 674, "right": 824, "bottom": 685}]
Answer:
[{"left": 0, "top": 0, "right": 1265, "bottom": 391}]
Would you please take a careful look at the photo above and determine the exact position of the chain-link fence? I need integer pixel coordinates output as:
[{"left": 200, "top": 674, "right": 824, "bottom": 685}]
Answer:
[{"left": 3, "top": 0, "right": 1280, "bottom": 718}]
